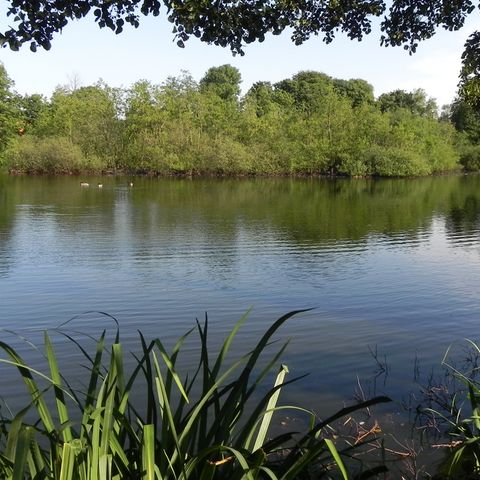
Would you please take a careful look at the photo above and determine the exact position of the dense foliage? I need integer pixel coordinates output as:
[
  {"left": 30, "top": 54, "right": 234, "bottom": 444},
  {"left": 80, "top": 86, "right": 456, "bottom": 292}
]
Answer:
[{"left": 0, "top": 63, "right": 467, "bottom": 177}]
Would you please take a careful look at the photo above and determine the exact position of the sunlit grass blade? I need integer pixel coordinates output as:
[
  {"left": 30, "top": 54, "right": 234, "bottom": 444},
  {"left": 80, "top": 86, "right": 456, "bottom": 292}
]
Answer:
[
  {"left": 252, "top": 364, "right": 289, "bottom": 452},
  {"left": 142, "top": 424, "right": 156, "bottom": 480},
  {"left": 12, "top": 426, "right": 33, "bottom": 480},
  {"left": 324, "top": 438, "right": 349, "bottom": 480},
  {"left": 154, "top": 339, "right": 189, "bottom": 404},
  {"left": 217, "top": 310, "right": 311, "bottom": 443},
  {"left": 59, "top": 442, "right": 75, "bottom": 480},
  {"left": 99, "top": 453, "right": 112, "bottom": 480},
  {"left": 0, "top": 342, "right": 63, "bottom": 439},
  {"left": 44, "top": 332, "right": 74, "bottom": 443}
]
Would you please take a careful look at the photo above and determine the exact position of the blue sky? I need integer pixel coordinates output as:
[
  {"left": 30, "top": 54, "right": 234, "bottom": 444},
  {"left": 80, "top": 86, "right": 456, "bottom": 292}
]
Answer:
[{"left": 1, "top": 7, "right": 479, "bottom": 106}]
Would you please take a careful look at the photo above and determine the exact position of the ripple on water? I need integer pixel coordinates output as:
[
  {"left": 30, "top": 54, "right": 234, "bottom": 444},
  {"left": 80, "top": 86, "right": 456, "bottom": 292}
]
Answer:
[{"left": 2, "top": 176, "right": 480, "bottom": 420}]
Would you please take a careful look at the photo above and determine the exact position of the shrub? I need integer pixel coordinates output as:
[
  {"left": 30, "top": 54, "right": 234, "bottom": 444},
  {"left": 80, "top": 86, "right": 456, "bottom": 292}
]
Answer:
[
  {"left": 4, "top": 136, "right": 105, "bottom": 174},
  {"left": 459, "top": 145, "right": 480, "bottom": 171},
  {"left": 368, "top": 147, "right": 431, "bottom": 177}
]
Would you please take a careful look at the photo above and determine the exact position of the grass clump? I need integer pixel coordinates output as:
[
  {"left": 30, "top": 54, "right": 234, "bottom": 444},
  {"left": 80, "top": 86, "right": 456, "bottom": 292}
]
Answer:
[{"left": 0, "top": 310, "right": 391, "bottom": 479}]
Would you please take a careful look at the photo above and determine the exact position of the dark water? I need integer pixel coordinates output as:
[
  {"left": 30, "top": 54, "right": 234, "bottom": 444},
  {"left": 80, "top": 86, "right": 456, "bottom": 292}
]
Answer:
[{"left": 1, "top": 174, "right": 480, "bottom": 424}]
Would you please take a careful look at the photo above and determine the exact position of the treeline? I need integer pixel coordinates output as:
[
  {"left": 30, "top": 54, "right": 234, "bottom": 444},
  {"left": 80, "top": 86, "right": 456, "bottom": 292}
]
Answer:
[{"left": 0, "top": 63, "right": 475, "bottom": 177}]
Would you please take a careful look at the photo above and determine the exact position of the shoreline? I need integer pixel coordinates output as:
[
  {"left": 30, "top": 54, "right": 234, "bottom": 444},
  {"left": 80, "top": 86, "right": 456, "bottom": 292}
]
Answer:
[{"left": 4, "top": 167, "right": 469, "bottom": 180}]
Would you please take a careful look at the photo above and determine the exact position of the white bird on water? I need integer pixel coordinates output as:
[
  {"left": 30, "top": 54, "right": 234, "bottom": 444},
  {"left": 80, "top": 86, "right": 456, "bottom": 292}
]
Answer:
[{"left": 80, "top": 182, "right": 89, "bottom": 187}]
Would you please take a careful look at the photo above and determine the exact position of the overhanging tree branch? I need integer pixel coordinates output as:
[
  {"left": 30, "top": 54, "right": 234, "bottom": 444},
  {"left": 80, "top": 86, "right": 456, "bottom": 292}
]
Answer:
[{"left": 0, "top": 0, "right": 479, "bottom": 65}]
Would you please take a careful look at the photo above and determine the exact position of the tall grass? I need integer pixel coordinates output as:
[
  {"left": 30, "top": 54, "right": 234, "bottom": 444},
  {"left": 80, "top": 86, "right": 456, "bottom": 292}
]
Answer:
[{"left": 0, "top": 310, "right": 391, "bottom": 479}]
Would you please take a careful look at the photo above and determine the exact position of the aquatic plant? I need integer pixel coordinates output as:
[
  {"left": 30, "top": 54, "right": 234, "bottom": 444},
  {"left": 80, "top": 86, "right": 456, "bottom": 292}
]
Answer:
[
  {"left": 0, "top": 310, "right": 390, "bottom": 479},
  {"left": 420, "top": 340, "right": 480, "bottom": 478}
]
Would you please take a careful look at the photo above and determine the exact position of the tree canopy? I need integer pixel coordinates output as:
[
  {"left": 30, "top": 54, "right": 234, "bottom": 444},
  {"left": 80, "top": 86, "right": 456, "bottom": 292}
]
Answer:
[{"left": 0, "top": 0, "right": 478, "bottom": 63}]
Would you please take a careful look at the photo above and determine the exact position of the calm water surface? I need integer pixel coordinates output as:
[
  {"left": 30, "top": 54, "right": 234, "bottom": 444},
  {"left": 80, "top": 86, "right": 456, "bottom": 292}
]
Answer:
[{"left": 1, "top": 174, "right": 480, "bottom": 419}]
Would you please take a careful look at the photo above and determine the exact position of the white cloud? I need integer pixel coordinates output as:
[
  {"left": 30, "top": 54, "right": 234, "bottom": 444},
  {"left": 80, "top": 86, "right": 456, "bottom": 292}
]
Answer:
[{"left": 405, "top": 52, "right": 462, "bottom": 106}]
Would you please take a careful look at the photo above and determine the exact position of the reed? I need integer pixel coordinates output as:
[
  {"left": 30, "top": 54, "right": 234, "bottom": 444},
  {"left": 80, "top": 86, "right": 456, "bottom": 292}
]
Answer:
[{"left": 0, "top": 310, "right": 390, "bottom": 479}]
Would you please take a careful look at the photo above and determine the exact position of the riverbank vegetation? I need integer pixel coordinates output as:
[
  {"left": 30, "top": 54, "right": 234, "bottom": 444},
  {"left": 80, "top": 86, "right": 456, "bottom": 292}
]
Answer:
[
  {"left": 3, "top": 308, "right": 480, "bottom": 478},
  {"left": 0, "top": 310, "right": 391, "bottom": 479},
  {"left": 0, "top": 63, "right": 477, "bottom": 177}
]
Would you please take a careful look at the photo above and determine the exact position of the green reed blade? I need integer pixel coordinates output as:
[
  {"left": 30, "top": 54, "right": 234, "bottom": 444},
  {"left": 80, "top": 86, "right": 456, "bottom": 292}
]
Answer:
[
  {"left": 211, "top": 308, "right": 251, "bottom": 379},
  {"left": 246, "top": 341, "right": 290, "bottom": 399},
  {"left": 89, "top": 381, "right": 109, "bottom": 480},
  {"left": 237, "top": 376, "right": 308, "bottom": 451},
  {"left": 324, "top": 438, "right": 349, "bottom": 480},
  {"left": 0, "top": 342, "right": 57, "bottom": 435},
  {"left": 89, "top": 411, "right": 102, "bottom": 480},
  {"left": 154, "top": 339, "right": 189, "bottom": 404},
  {"left": 282, "top": 396, "right": 391, "bottom": 470},
  {"left": 26, "top": 434, "right": 46, "bottom": 479},
  {"left": 99, "top": 453, "right": 112, "bottom": 480},
  {"left": 59, "top": 442, "right": 75, "bottom": 480},
  {"left": 97, "top": 343, "right": 124, "bottom": 462},
  {"left": 257, "top": 466, "right": 279, "bottom": 480},
  {"left": 166, "top": 327, "right": 195, "bottom": 396},
  {"left": 78, "top": 331, "right": 106, "bottom": 440},
  {"left": 138, "top": 333, "right": 157, "bottom": 428},
  {"left": 174, "top": 356, "right": 248, "bottom": 464},
  {"left": 152, "top": 350, "right": 185, "bottom": 478},
  {"left": 252, "top": 364, "right": 288, "bottom": 452},
  {"left": 142, "top": 424, "right": 156, "bottom": 480},
  {"left": 217, "top": 310, "right": 311, "bottom": 444},
  {"left": 196, "top": 317, "right": 211, "bottom": 450},
  {"left": 109, "top": 431, "right": 130, "bottom": 473},
  {"left": 279, "top": 440, "right": 330, "bottom": 480},
  {"left": 12, "top": 426, "right": 33, "bottom": 480},
  {"left": 180, "top": 445, "right": 254, "bottom": 480},
  {"left": 5, "top": 404, "right": 30, "bottom": 462},
  {"left": 230, "top": 343, "right": 294, "bottom": 447},
  {"left": 44, "top": 332, "right": 73, "bottom": 443}
]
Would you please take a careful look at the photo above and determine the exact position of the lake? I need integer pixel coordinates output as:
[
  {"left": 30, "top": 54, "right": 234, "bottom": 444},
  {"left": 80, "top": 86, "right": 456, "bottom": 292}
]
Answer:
[{"left": 1, "top": 174, "right": 480, "bottom": 437}]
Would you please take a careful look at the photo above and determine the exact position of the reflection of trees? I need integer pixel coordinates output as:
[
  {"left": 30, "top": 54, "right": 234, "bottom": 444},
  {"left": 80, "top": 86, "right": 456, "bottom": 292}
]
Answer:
[
  {"left": 448, "top": 196, "right": 480, "bottom": 232},
  {"left": 1, "top": 174, "right": 480, "bottom": 279},
  {"left": 0, "top": 175, "right": 15, "bottom": 277},
  {"left": 125, "top": 176, "right": 468, "bottom": 246},
  {"left": 445, "top": 176, "right": 480, "bottom": 239}
]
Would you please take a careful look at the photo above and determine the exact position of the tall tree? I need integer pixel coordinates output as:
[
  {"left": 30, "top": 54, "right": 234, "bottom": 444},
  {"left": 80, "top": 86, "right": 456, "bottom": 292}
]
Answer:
[
  {"left": 200, "top": 65, "right": 241, "bottom": 103},
  {"left": 377, "top": 89, "right": 438, "bottom": 118},
  {"left": 0, "top": 63, "right": 20, "bottom": 155},
  {"left": 275, "top": 71, "right": 333, "bottom": 115},
  {"left": 332, "top": 78, "right": 375, "bottom": 107},
  {"left": 18, "top": 93, "right": 47, "bottom": 131},
  {"left": 35, "top": 83, "right": 121, "bottom": 162}
]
